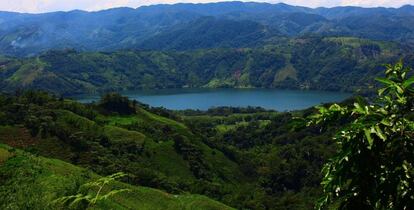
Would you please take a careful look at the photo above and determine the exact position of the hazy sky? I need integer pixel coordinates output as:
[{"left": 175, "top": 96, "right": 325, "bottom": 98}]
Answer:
[{"left": 1, "top": 0, "right": 414, "bottom": 13}]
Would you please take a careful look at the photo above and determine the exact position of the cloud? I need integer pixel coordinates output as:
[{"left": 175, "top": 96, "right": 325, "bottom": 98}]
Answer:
[
  {"left": 0, "top": 0, "right": 141, "bottom": 13},
  {"left": 337, "top": 0, "right": 413, "bottom": 7},
  {"left": 0, "top": 0, "right": 413, "bottom": 13},
  {"left": 268, "top": 0, "right": 414, "bottom": 8}
]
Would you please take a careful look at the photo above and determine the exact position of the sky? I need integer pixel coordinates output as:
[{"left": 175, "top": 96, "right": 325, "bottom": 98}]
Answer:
[{"left": 1, "top": 0, "right": 413, "bottom": 13}]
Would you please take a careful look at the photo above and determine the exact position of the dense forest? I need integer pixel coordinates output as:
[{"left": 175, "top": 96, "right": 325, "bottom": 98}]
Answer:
[
  {"left": 1, "top": 1, "right": 414, "bottom": 209},
  {"left": 0, "top": 90, "right": 339, "bottom": 209},
  {"left": 1, "top": 37, "right": 412, "bottom": 96},
  {"left": 1, "top": 61, "right": 413, "bottom": 209}
]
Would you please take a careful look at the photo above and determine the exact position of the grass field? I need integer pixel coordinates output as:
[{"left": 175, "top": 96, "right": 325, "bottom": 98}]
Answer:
[{"left": 0, "top": 144, "right": 233, "bottom": 210}]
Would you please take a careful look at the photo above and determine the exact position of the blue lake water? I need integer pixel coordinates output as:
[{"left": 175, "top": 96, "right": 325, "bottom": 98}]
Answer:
[{"left": 74, "top": 88, "right": 352, "bottom": 111}]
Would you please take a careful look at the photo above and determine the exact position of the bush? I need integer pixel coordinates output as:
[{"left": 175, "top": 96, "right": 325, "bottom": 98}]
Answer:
[{"left": 310, "top": 61, "right": 414, "bottom": 209}]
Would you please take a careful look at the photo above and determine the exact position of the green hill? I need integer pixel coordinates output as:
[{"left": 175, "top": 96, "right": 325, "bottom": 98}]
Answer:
[
  {"left": 0, "top": 37, "right": 411, "bottom": 96},
  {"left": 0, "top": 144, "right": 233, "bottom": 210},
  {"left": 0, "top": 91, "right": 248, "bottom": 208},
  {"left": 0, "top": 91, "right": 346, "bottom": 209}
]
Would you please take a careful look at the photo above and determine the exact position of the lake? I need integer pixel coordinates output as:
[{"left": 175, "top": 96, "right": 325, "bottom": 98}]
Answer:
[{"left": 74, "top": 88, "right": 352, "bottom": 111}]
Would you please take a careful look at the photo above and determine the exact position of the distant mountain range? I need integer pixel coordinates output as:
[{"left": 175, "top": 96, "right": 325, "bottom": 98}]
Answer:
[{"left": 1, "top": 1, "right": 414, "bottom": 56}]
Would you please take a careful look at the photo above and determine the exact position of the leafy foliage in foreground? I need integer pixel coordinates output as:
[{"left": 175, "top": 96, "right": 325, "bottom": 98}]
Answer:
[
  {"left": 55, "top": 172, "right": 131, "bottom": 209},
  {"left": 309, "top": 61, "right": 414, "bottom": 209}
]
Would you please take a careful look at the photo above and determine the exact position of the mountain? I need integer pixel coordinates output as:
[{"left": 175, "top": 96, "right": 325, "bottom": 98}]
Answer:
[
  {"left": 0, "top": 1, "right": 414, "bottom": 56},
  {"left": 0, "top": 6, "right": 204, "bottom": 56},
  {"left": 139, "top": 16, "right": 277, "bottom": 50},
  {"left": 0, "top": 37, "right": 411, "bottom": 96},
  {"left": 127, "top": 2, "right": 310, "bottom": 17}
]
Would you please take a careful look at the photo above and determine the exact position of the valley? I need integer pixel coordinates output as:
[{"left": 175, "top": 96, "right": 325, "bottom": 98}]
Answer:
[
  {"left": 0, "top": 1, "right": 414, "bottom": 210},
  {"left": 0, "top": 91, "right": 341, "bottom": 209}
]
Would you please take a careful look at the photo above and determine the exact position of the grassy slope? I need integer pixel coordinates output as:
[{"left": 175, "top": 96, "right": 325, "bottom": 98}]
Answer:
[
  {"left": 0, "top": 144, "right": 233, "bottom": 210},
  {"left": 0, "top": 100, "right": 245, "bottom": 197},
  {"left": 100, "top": 107, "right": 244, "bottom": 182},
  {"left": 46, "top": 108, "right": 199, "bottom": 181}
]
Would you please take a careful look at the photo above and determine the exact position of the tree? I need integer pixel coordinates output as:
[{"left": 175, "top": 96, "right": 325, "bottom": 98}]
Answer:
[
  {"left": 98, "top": 93, "right": 136, "bottom": 115},
  {"left": 309, "top": 60, "right": 414, "bottom": 209}
]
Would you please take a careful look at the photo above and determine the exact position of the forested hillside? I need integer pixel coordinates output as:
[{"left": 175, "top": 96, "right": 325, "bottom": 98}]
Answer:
[
  {"left": 0, "top": 37, "right": 411, "bottom": 95},
  {"left": 0, "top": 91, "right": 347, "bottom": 209},
  {"left": 1, "top": 62, "right": 413, "bottom": 209},
  {"left": 0, "top": 2, "right": 414, "bottom": 56}
]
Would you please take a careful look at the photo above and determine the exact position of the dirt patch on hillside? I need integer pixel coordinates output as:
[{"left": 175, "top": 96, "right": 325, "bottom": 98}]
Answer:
[{"left": 0, "top": 126, "right": 39, "bottom": 148}]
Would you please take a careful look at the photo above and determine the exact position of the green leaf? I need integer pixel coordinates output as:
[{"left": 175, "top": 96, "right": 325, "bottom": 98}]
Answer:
[
  {"left": 395, "top": 60, "right": 403, "bottom": 71},
  {"left": 380, "top": 118, "right": 391, "bottom": 126},
  {"left": 374, "top": 125, "right": 387, "bottom": 141},
  {"left": 403, "top": 76, "right": 414, "bottom": 88},
  {"left": 353, "top": 103, "right": 365, "bottom": 114},
  {"left": 385, "top": 64, "right": 393, "bottom": 75},
  {"left": 396, "top": 85, "right": 404, "bottom": 94},
  {"left": 316, "top": 105, "right": 328, "bottom": 114},
  {"left": 101, "top": 189, "right": 131, "bottom": 200},
  {"left": 364, "top": 128, "right": 373, "bottom": 149},
  {"left": 378, "top": 87, "right": 388, "bottom": 96},
  {"left": 375, "top": 78, "right": 394, "bottom": 86}
]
